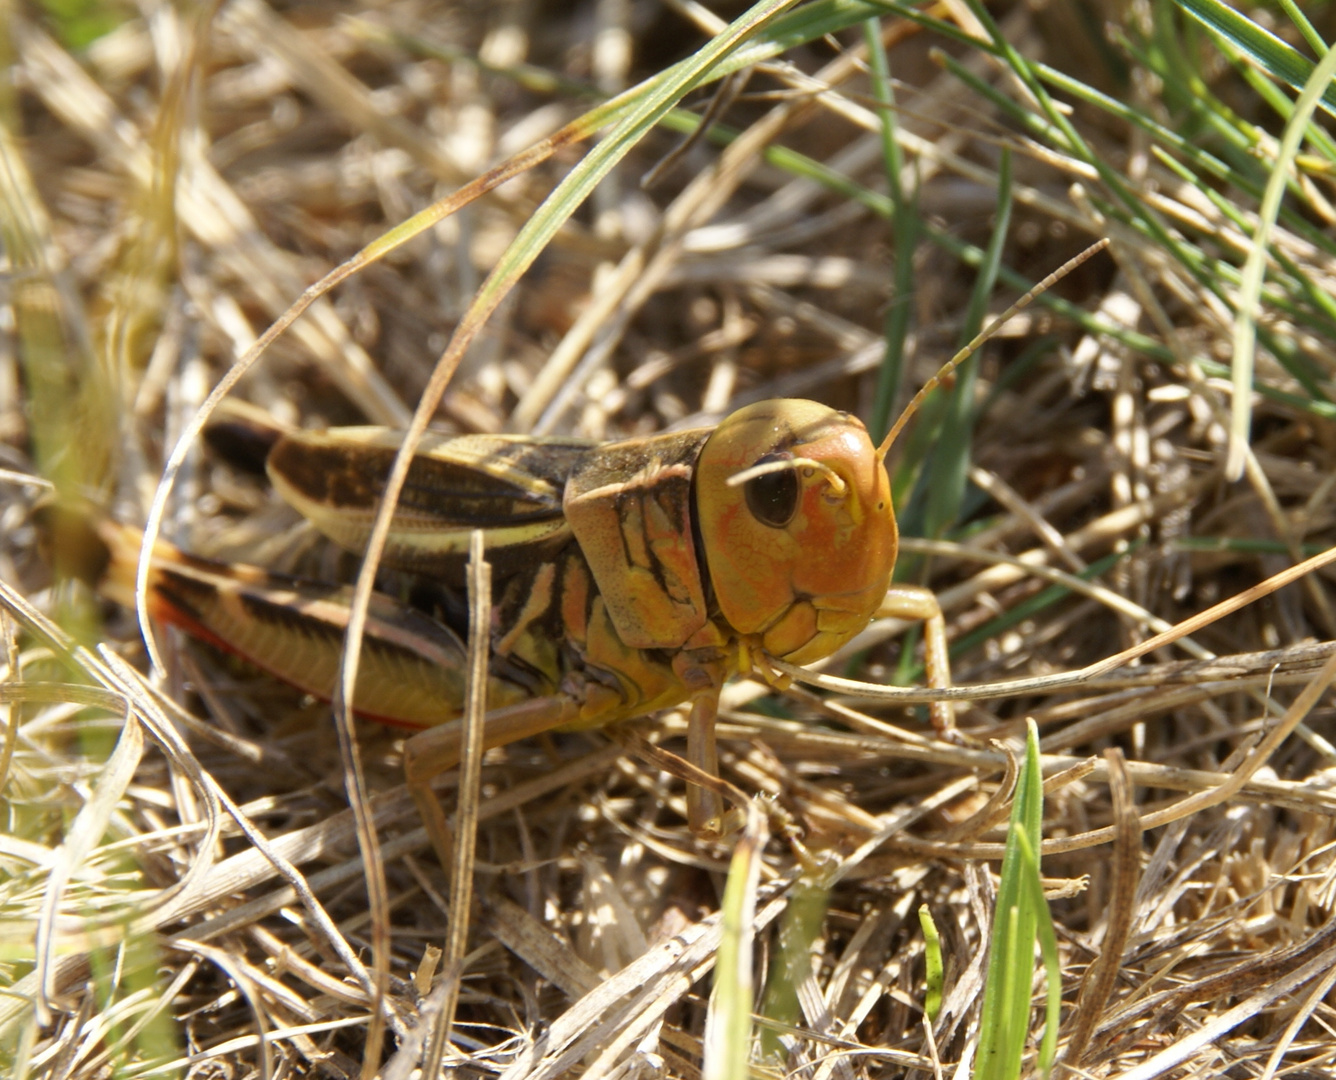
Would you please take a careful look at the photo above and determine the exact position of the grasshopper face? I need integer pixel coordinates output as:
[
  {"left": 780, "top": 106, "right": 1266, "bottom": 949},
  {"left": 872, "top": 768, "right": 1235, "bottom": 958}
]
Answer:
[{"left": 694, "top": 400, "right": 897, "bottom": 666}]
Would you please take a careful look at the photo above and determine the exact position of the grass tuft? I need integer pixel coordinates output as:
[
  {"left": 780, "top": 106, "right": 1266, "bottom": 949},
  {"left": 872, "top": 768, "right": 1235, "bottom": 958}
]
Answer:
[{"left": 5, "top": 3, "right": 1336, "bottom": 1078}]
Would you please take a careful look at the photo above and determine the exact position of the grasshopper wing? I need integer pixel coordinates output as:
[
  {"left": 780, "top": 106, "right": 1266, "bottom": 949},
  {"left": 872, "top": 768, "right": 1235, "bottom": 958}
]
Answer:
[{"left": 267, "top": 428, "right": 596, "bottom": 580}]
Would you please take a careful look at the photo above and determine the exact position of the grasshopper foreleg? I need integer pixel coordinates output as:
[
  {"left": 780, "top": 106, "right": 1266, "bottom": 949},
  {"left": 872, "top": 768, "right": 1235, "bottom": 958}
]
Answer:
[{"left": 877, "top": 584, "right": 957, "bottom": 740}]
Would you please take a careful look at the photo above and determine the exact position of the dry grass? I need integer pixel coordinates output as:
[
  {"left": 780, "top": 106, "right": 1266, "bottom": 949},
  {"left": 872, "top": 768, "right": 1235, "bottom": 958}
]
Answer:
[{"left": 4, "top": 2, "right": 1336, "bottom": 1078}]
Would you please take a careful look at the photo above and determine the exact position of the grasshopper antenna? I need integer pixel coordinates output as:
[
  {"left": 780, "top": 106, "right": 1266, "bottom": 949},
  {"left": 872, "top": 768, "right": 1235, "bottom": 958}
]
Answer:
[{"left": 877, "top": 238, "right": 1110, "bottom": 459}]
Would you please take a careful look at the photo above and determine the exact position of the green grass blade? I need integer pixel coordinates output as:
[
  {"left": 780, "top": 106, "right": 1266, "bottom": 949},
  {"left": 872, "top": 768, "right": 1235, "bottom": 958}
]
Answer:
[
  {"left": 922, "top": 150, "right": 1012, "bottom": 545},
  {"left": 1226, "top": 38, "right": 1336, "bottom": 479},
  {"left": 1021, "top": 826, "right": 1061, "bottom": 1078},
  {"left": 447, "top": 0, "right": 806, "bottom": 331},
  {"left": 1175, "top": 0, "right": 1336, "bottom": 115},
  {"left": 704, "top": 801, "right": 768, "bottom": 1080},
  {"left": 759, "top": 873, "right": 831, "bottom": 1061},
  {"left": 863, "top": 15, "right": 916, "bottom": 444},
  {"left": 1235, "top": 60, "right": 1336, "bottom": 165},
  {"left": 919, "top": 904, "right": 944, "bottom": 1022},
  {"left": 973, "top": 720, "right": 1049, "bottom": 1080},
  {"left": 1278, "top": 0, "right": 1327, "bottom": 57}
]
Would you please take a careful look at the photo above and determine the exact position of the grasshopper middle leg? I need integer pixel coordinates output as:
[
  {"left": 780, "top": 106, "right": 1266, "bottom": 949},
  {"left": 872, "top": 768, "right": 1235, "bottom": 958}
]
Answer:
[
  {"left": 403, "top": 696, "right": 581, "bottom": 869},
  {"left": 686, "top": 693, "right": 723, "bottom": 838}
]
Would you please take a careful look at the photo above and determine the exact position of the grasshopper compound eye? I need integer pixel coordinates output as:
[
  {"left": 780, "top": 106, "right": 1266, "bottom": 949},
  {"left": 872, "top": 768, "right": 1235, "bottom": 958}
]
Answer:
[
  {"left": 696, "top": 400, "right": 898, "bottom": 664},
  {"left": 741, "top": 453, "right": 800, "bottom": 528}
]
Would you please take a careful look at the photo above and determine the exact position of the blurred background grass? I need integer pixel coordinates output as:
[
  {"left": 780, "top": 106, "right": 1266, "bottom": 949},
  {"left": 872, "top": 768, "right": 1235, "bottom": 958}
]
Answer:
[{"left": 5, "top": 1, "right": 1336, "bottom": 1077}]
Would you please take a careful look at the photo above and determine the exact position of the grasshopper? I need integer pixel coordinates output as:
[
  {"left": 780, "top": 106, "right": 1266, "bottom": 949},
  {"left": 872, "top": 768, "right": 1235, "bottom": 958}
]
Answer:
[
  {"left": 82, "top": 249, "right": 1114, "bottom": 855},
  {"left": 88, "top": 397, "right": 952, "bottom": 846}
]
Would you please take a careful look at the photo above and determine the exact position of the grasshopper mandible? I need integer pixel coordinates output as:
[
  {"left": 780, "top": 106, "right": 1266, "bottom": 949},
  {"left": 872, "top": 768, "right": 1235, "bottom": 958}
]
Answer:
[{"left": 93, "top": 397, "right": 952, "bottom": 844}]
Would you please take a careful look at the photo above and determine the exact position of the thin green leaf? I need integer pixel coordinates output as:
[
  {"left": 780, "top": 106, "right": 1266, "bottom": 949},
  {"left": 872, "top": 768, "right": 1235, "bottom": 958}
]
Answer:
[
  {"left": 704, "top": 801, "right": 768, "bottom": 1080},
  {"left": 1226, "top": 38, "right": 1336, "bottom": 478},
  {"left": 1175, "top": 0, "right": 1336, "bottom": 115},
  {"left": 1278, "top": 0, "right": 1327, "bottom": 58},
  {"left": 864, "top": 15, "right": 916, "bottom": 444},
  {"left": 1028, "top": 841, "right": 1062, "bottom": 1079},
  {"left": 922, "top": 150, "right": 1012, "bottom": 545},
  {"left": 973, "top": 721, "right": 1047, "bottom": 1080},
  {"left": 1017, "top": 723, "right": 1059, "bottom": 1078},
  {"left": 919, "top": 905, "right": 944, "bottom": 1022},
  {"left": 760, "top": 873, "right": 831, "bottom": 1061}
]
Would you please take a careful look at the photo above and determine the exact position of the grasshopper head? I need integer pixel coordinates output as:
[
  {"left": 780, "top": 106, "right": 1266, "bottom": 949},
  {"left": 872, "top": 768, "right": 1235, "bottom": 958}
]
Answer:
[{"left": 696, "top": 400, "right": 896, "bottom": 665}]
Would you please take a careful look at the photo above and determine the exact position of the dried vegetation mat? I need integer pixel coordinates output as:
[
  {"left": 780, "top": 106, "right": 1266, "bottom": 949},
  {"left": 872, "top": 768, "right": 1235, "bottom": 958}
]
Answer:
[{"left": 4, "top": 1, "right": 1336, "bottom": 1078}]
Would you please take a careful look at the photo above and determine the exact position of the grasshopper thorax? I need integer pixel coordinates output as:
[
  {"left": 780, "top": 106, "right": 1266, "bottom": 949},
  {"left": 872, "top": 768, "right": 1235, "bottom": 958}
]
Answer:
[{"left": 695, "top": 400, "right": 897, "bottom": 665}]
